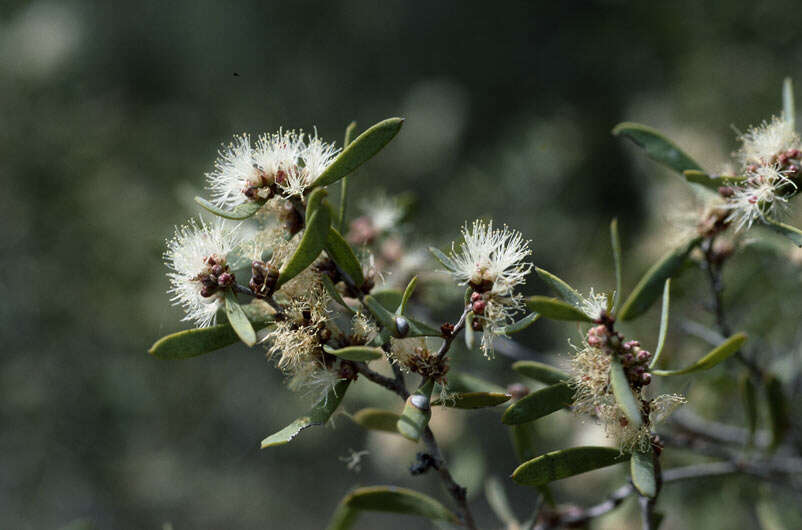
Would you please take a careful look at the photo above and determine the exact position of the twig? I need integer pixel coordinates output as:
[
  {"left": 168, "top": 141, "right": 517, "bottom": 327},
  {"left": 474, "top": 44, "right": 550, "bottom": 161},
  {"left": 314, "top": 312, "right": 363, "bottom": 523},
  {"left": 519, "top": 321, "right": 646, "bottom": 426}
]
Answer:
[{"left": 422, "top": 427, "right": 478, "bottom": 530}]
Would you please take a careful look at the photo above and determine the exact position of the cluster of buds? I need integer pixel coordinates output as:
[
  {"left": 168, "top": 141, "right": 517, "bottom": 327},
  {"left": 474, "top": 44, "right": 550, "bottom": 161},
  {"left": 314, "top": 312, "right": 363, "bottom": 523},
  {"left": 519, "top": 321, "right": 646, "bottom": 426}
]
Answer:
[
  {"left": 249, "top": 260, "right": 279, "bottom": 298},
  {"left": 760, "top": 147, "right": 801, "bottom": 179},
  {"left": 404, "top": 344, "right": 449, "bottom": 384},
  {"left": 193, "top": 255, "right": 234, "bottom": 298},
  {"left": 586, "top": 325, "right": 652, "bottom": 389},
  {"left": 242, "top": 168, "right": 283, "bottom": 202}
]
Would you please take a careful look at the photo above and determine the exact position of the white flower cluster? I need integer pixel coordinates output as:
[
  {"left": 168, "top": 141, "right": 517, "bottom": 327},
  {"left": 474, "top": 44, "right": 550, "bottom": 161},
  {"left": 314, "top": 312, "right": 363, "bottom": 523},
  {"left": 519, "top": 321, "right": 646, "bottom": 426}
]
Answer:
[
  {"left": 448, "top": 220, "right": 532, "bottom": 357},
  {"left": 206, "top": 129, "right": 339, "bottom": 209},
  {"left": 725, "top": 118, "right": 801, "bottom": 230}
]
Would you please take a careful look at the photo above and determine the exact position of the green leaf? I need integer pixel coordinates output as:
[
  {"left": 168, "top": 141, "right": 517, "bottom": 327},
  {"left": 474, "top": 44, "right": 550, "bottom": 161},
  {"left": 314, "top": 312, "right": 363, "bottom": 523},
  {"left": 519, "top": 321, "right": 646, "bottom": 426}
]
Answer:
[
  {"left": 610, "top": 218, "right": 623, "bottom": 314},
  {"left": 328, "top": 486, "right": 459, "bottom": 530},
  {"left": 321, "top": 274, "right": 356, "bottom": 314},
  {"left": 323, "top": 344, "right": 384, "bottom": 361},
  {"left": 363, "top": 295, "right": 441, "bottom": 338},
  {"left": 396, "top": 379, "right": 434, "bottom": 441},
  {"left": 464, "top": 311, "right": 476, "bottom": 350},
  {"left": 224, "top": 290, "right": 257, "bottom": 346},
  {"left": 510, "top": 423, "right": 537, "bottom": 463},
  {"left": 351, "top": 408, "right": 402, "bottom": 433},
  {"left": 501, "top": 383, "right": 574, "bottom": 425},
  {"left": 494, "top": 312, "right": 540, "bottom": 335},
  {"left": 683, "top": 170, "right": 747, "bottom": 191},
  {"left": 276, "top": 198, "right": 331, "bottom": 288},
  {"left": 326, "top": 227, "right": 365, "bottom": 286},
  {"left": 653, "top": 332, "right": 747, "bottom": 376},
  {"left": 612, "top": 122, "right": 703, "bottom": 175},
  {"left": 313, "top": 118, "right": 404, "bottom": 188},
  {"left": 784, "top": 77, "right": 795, "bottom": 131},
  {"left": 610, "top": 358, "right": 643, "bottom": 428},
  {"left": 512, "top": 361, "right": 571, "bottom": 386},
  {"left": 445, "top": 372, "right": 506, "bottom": 394},
  {"left": 511, "top": 446, "right": 629, "bottom": 487},
  {"left": 526, "top": 296, "right": 592, "bottom": 322},
  {"left": 765, "top": 374, "right": 789, "bottom": 451},
  {"left": 149, "top": 323, "right": 241, "bottom": 359},
  {"left": 261, "top": 379, "right": 350, "bottom": 448},
  {"left": 630, "top": 448, "right": 656, "bottom": 498},
  {"left": 194, "top": 196, "right": 264, "bottom": 220},
  {"left": 650, "top": 279, "right": 670, "bottom": 369},
  {"left": 618, "top": 237, "right": 701, "bottom": 321},
  {"left": 336, "top": 121, "right": 358, "bottom": 234},
  {"left": 432, "top": 392, "right": 511, "bottom": 409},
  {"left": 396, "top": 276, "right": 417, "bottom": 315},
  {"left": 326, "top": 504, "right": 359, "bottom": 530},
  {"left": 739, "top": 373, "right": 758, "bottom": 445},
  {"left": 765, "top": 218, "right": 802, "bottom": 247},
  {"left": 535, "top": 267, "right": 583, "bottom": 307},
  {"left": 429, "top": 246, "right": 457, "bottom": 271},
  {"left": 485, "top": 476, "right": 519, "bottom": 527},
  {"left": 371, "top": 289, "right": 404, "bottom": 312}
]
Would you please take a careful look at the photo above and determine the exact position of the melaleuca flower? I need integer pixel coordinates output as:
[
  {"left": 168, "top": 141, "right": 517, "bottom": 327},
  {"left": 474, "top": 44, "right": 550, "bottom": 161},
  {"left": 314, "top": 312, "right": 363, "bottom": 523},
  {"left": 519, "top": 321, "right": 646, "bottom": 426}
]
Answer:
[
  {"left": 724, "top": 164, "right": 796, "bottom": 231},
  {"left": 570, "top": 324, "right": 684, "bottom": 452},
  {"left": 389, "top": 337, "right": 449, "bottom": 383},
  {"left": 165, "top": 217, "right": 242, "bottom": 327},
  {"left": 737, "top": 117, "right": 802, "bottom": 168},
  {"left": 204, "top": 129, "right": 338, "bottom": 208},
  {"left": 580, "top": 288, "right": 609, "bottom": 322},
  {"left": 448, "top": 220, "right": 532, "bottom": 357}
]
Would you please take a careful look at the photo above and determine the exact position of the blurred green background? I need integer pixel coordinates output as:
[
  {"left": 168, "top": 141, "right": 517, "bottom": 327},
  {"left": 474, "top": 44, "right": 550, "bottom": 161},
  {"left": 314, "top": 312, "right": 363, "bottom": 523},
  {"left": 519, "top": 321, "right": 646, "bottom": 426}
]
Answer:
[{"left": 3, "top": 1, "right": 802, "bottom": 528}]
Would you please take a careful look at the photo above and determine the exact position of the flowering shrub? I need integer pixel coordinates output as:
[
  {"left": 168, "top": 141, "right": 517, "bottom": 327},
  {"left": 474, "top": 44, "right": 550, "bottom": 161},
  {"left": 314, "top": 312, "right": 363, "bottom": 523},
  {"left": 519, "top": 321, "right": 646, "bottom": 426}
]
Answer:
[{"left": 150, "top": 81, "right": 802, "bottom": 529}]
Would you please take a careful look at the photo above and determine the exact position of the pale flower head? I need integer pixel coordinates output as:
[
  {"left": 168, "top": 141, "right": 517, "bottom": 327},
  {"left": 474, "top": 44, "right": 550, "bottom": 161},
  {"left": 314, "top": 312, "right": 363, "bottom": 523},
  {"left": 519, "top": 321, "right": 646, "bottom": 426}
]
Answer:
[
  {"left": 253, "top": 129, "right": 306, "bottom": 198},
  {"left": 737, "top": 116, "right": 801, "bottom": 167},
  {"left": 290, "top": 130, "right": 339, "bottom": 197},
  {"left": 725, "top": 164, "right": 796, "bottom": 231},
  {"left": 205, "top": 134, "right": 259, "bottom": 210},
  {"left": 580, "top": 288, "right": 609, "bottom": 321},
  {"left": 448, "top": 219, "right": 532, "bottom": 296},
  {"left": 164, "top": 217, "right": 242, "bottom": 327}
]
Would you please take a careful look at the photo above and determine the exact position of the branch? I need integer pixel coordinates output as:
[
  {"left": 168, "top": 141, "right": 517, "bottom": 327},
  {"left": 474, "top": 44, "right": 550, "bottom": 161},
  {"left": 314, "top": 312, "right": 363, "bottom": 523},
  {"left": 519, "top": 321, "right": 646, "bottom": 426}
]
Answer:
[{"left": 422, "top": 427, "right": 478, "bottom": 530}]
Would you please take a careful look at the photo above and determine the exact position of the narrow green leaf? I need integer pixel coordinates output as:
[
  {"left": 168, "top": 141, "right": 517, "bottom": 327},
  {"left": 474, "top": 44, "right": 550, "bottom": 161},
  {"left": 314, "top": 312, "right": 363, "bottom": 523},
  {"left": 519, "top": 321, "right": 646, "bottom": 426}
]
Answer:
[
  {"left": 429, "top": 246, "right": 457, "bottom": 272},
  {"left": 336, "top": 121, "right": 358, "bottom": 234},
  {"left": 464, "top": 311, "right": 476, "bottom": 350},
  {"left": 276, "top": 203, "right": 331, "bottom": 288},
  {"left": 612, "top": 122, "right": 703, "bottom": 175},
  {"left": 618, "top": 237, "right": 701, "bottom": 321},
  {"left": 510, "top": 423, "right": 537, "bottom": 463},
  {"left": 610, "top": 358, "right": 643, "bottom": 428},
  {"left": 649, "top": 279, "right": 671, "bottom": 369},
  {"left": 261, "top": 379, "right": 350, "bottom": 448},
  {"left": 526, "top": 296, "right": 592, "bottom": 322},
  {"left": 432, "top": 392, "right": 511, "bottom": 409},
  {"left": 351, "top": 408, "right": 402, "bottom": 433},
  {"left": 630, "top": 448, "right": 656, "bottom": 498},
  {"left": 512, "top": 361, "right": 571, "bottom": 386},
  {"left": 326, "top": 503, "right": 359, "bottom": 530},
  {"left": 224, "top": 290, "right": 257, "bottom": 346},
  {"left": 446, "top": 372, "right": 506, "bottom": 394},
  {"left": 535, "top": 267, "right": 583, "bottom": 307},
  {"left": 396, "top": 276, "right": 417, "bottom": 315},
  {"left": 326, "top": 227, "right": 365, "bottom": 286},
  {"left": 371, "top": 289, "right": 404, "bottom": 312},
  {"left": 323, "top": 344, "right": 384, "bottom": 361},
  {"left": 511, "top": 446, "right": 629, "bottom": 487},
  {"left": 765, "top": 374, "right": 789, "bottom": 451},
  {"left": 321, "top": 274, "right": 356, "bottom": 314},
  {"left": 683, "top": 170, "right": 747, "bottom": 191},
  {"left": 313, "top": 118, "right": 404, "bottom": 188},
  {"left": 739, "top": 373, "right": 757, "bottom": 445},
  {"left": 363, "top": 295, "right": 440, "bottom": 338},
  {"left": 653, "top": 332, "right": 747, "bottom": 376},
  {"left": 194, "top": 196, "right": 263, "bottom": 220},
  {"left": 397, "top": 379, "right": 434, "bottom": 441},
  {"left": 501, "top": 382, "right": 574, "bottom": 425},
  {"left": 494, "top": 312, "right": 540, "bottom": 335},
  {"left": 610, "top": 218, "right": 623, "bottom": 314},
  {"left": 784, "top": 77, "right": 795, "bottom": 131},
  {"left": 149, "top": 323, "right": 240, "bottom": 359},
  {"left": 765, "top": 218, "right": 802, "bottom": 247},
  {"left": 336, "top": 486, "right": 459, "bottom": 525}
]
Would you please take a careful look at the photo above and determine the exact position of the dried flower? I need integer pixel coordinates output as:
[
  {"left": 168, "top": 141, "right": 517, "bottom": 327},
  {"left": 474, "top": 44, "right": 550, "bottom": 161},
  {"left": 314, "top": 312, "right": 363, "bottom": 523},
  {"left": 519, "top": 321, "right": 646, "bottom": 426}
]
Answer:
[{"left": 736, "top": 117, "right": 801, "bottom": 168}]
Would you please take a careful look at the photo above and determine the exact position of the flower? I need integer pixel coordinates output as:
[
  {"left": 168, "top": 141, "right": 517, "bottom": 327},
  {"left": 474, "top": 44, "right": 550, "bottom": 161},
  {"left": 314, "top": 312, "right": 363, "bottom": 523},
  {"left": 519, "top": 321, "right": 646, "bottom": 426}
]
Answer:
[
  {"left": 449, "top": 220, "right": 532, "bottom": 296},
  {"left": 737, "top": 117, "right": 802, "bottom": 168},
  {"left": 165, "top": 217, "right": 242, "bottom": 327},
  {"left": 204, "top": 129, "right": 339, "bottom": 208},
  {"left": 447, "top": 220, "right": 532, "bottom": 357},
  {"left": 580, "top": 288, "right": 609, "bottom": 321},
  {"left": 724, "top": 164, "right": 796, "bottom": 231}
]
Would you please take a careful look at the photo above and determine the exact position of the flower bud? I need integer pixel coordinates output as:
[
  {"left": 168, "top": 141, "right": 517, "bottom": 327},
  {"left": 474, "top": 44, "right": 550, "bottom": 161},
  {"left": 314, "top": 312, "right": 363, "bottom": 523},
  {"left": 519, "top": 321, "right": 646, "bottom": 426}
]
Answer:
[
  {"left": 641, "top": 372, "right": 652, "bottom": 385},
  {"left": 217, "top": 272, "right": 234, "bottom": 287},
  {"left": 636, "top": 350, "right": 651, "bottom": 363},
  {"left": 472, "top": 300, "right": 486, "bottom": 315}
]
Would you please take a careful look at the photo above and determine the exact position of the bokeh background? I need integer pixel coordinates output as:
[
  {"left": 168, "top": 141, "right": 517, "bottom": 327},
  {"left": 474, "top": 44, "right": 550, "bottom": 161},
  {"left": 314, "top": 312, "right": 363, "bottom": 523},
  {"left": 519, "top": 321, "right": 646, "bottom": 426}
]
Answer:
[{"left": 3, "top": 1, "right": 802, "bottom": 528}]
